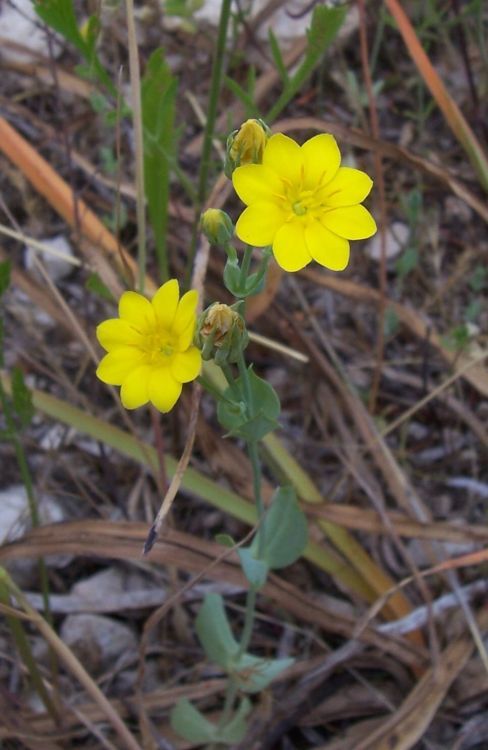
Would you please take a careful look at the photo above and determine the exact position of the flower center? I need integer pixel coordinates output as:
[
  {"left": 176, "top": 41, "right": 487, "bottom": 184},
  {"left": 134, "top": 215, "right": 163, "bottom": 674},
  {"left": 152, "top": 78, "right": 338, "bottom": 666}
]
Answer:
[
  {"left": 143, "top": 329, "right": 177, "bottom": 363},
  {"left": 287, "top": 186, "right": 324, "bottom": 221},
  {"left": 292, "top": 200, "right": 307, "bottom": 216}
]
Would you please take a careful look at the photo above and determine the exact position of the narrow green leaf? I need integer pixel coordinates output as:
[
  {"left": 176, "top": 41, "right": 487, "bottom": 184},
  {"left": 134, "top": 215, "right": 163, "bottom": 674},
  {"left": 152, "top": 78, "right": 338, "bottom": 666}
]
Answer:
[
  {"left": 141, "top": 48, "right": 178, "bottom": 282},
  {"left": 0, "top": 319, "right": 4, "bottom": 369},
  {"left": 11, "top": 368, "right": 34, "bottom": 429},
  {"left": 170, "top": 698, "right": 217, "bottom": 743},
  {"left": 195, "top": 593, "right": 238, "bottom": 669},
  {"left": 85, "top": 272, "right": 115, "bottom": 302},
  {"left": 268, "top": 28, "right": 289, "bottom": 86},
  {"left": 33, "top": 0, "right": 113, "bottom": 92},
  {"left": 266, "top": 5, "right": 346, "bottom": 122},
  {"left": 254, "top": 486, "right": 308, "bottom": 569},
  {"left": 0, "top": 260, "right": 10, "bottom": 297},
  {"left": 225, "top": 77, "right": 261, "bottom": 118}
]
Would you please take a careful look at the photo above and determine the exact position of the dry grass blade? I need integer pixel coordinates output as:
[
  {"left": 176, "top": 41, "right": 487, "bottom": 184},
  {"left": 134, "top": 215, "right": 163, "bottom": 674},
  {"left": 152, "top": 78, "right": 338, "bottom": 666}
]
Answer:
[
  {"left": 384, "top": 0, "right": 488, "bottom": 193},
  {"left": 311, "top": 503, "right": 488, "bottom": 544},
  {"left": 3, "top": 572, "right": 143, "bottom": 750},
  {"left": 0, "top": 520, "right": 424, "bottom": 668},
  {"left": 0, "top": 116, "right": 154, "bottom": 295},
  {"left": 354, "top": 608, "right": 488, "bottom": 750},
  {"left": 301, "top": 268, "right": 488, "bottom": 398}
]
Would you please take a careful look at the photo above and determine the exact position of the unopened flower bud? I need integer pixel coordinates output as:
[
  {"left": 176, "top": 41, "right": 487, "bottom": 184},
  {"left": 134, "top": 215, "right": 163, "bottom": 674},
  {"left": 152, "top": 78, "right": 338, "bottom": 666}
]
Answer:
[
  {"left": 195, "top": 302, "right": 248, "bottom": 365},
  {"left": 201, "top": 209, "right": 234, "bottom": 246},
  {"left": 225, "top": 119, "right": 271, "bottom": 178}
]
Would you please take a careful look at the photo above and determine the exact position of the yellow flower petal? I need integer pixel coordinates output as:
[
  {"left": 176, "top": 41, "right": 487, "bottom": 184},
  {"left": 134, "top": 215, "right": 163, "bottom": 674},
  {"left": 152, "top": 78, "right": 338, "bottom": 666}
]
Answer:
[
  {"left": 120, "top": 365, "right": 152, "bottom": 409},
  {"left": 322, "top": 205, "right": 377, "bottom": 240},
  {"left": 319, "top": 167, "right": 373, "bottom": 207},
  {"left": 272, "top": 219, "right": 311, "bottom": 272},
  {"left": 171, "top": 347, "right": 202, "bottom": 383},
  {"left": 177, "top": 320, "right": 196, "bottom": 352},
  {"left": 301, "top": 134, "right": 341, "bottom": 190},
  {"left": 172, "top": 289, "right": 198, "bottom": 336},
  {"left": 96, "top": 318, "right": 142, "bottom": 352},
  {"left": 263, "top": 133, "right": 303, "bottom": 185},
  {"left": 235, "top": 202, "right": 286, "bottom": 247},
  {"left": 119, "top": 291, "right": 155, "bottom": 332},
  {"left": 148, "top": 367, "right": 182, "bottom": 413},
  {"left": 152, "top": 279, "right": 179, "bottom": 328},
  {"left": 232, "top": 164, "right": 284, "bottom": 206},
  {"left": 305, "top": 223, "right": 350, "bottom": 271},
  {"left": 96, "top": 347, "right": 145, "bottom": 385}
]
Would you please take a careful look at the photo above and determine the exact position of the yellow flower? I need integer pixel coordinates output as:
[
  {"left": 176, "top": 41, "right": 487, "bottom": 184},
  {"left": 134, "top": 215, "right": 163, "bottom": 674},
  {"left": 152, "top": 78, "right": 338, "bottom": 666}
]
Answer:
[
  {"left": 96, "top": 280, "right": 201, "bottom": 412},
  {"left": 232, "top": 133, "right": 377, "bottom": 272}
]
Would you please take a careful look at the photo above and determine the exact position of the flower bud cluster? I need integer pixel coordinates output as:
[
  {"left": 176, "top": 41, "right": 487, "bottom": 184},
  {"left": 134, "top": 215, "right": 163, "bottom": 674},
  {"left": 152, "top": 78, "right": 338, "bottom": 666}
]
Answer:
[{"left": 195, "top": 302, "right": 248, "bottom": 366}]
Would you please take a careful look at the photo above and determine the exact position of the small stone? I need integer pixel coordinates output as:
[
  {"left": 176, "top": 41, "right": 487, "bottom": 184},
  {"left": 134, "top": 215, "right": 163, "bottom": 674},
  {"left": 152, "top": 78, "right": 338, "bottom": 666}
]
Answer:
[
  {"left": 25, "top": 235, "right": 75, "bottom": 283},
  {"left": 60, "top": 614, "right": 137, "bottom": 674},
  {"left": 0, "top": 485, "right": 71, "bottom": 586},
  {"left": 0, "top": 0, "right": 61, "bottom": 63},
  {"left": 366, "top": 222, "right": 410, "bottom": 261}
]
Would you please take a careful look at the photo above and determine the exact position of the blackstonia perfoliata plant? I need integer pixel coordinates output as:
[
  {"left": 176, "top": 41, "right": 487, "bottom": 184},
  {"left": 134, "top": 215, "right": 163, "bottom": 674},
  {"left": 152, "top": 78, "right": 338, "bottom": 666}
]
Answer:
[{"left": 95, "top": 121, "right": 376, "bottom": 746}]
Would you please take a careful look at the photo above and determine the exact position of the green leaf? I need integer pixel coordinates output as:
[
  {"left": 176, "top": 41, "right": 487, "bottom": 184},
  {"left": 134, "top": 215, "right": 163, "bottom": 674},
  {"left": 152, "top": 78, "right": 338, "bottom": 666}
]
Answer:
[
  {"left": 141, "top": 48, "right": 178, "bottom": 282},
  {"left": 233, "top": 653, "right": 294, "bottom": 693},
  {"left": 396, "top": 246, "right": 418, "bottom": 279},
  {"left": 170, "top": 698, "right": 217, "bottom": 743},
  {"left": 217, "top": 368, "right": 280, "bottom": 441},
  {"left": 0, "top": 319, "right": 4, "bottom": 369},
  {"left": 253, "top": 486, "right": 308, "bottom": 569},
  {"left": 218, "top": 697, "right": 251, "bottom": 744},
  {"left": 225, "top": 77, "right": 260, "bottom": 118},
  {"left": 469, "top": 265, "right": 487, "bottom": 293},
  {"left": 85, "top": 272, "right": 115, "bottom": 302},
  {"left": 238, "top": 547, "right": 269, "bottom": 589},
  {"left": 33, "top": 0, "right": 113, "bottom": 92},
  {"left": 268, "top": 29, "right": 289, "bottom": 86},
  {"left": 195, "top": 593, "right": 238, "bottom": 670},
  {"left": 0, "top": 261, "right": 10, "bottom": 298},
  {"left": 11, "top": 368, "right": 34, "bottom": 429},
  {"left": 465, "top": 299, "right": 481, "bottom": 322},
  {"left": 266, "top": 5, "right": 346, "bottom": 122},
  {"left": 170, "top": 696, "right": 251, "bottom": 745},
  {"left": 384, "top": 306, "right": 400, "bottom": 337},
  {"left": 215, "top": 533, "right": 236, "bottom": 548}
]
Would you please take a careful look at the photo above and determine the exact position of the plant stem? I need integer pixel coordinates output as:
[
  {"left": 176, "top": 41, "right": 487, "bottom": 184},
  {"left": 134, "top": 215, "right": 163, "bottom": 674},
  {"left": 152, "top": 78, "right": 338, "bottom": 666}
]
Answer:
[
  {"left": 0, "top": 380, "right": 58, "bottom": 706},
  {"left": 126, "top": 0, "right": 147, "bottom": 293},
  {"left": 239, "top": 245, "right": 253, "bottom": 291},
  {"left": 185, "top": 0, "right": 233, "bottom": 287}
]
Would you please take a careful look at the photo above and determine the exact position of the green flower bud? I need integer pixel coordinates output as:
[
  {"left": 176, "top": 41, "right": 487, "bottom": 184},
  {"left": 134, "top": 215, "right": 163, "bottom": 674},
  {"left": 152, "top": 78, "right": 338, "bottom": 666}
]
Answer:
[
  {"left": 195, "top": 302, "right": 249, "bottom": 365},
  {"left": 200, "top": 209, "right": 234, "bottom": 246},
  {"left": 224, "top": 119, "right": 271, "bottom": 178}
]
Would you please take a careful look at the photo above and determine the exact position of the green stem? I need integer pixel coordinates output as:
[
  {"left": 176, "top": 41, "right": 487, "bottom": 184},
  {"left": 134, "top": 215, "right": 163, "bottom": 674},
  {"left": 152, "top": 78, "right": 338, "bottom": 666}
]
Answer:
[
  {"left": 236, "top": 350, "right": 252, "bottom": 412},
  {"left": 126, "top": 0, "right": 147, "bottom": 293},
  {"left": 0, "top": 575, "right": 59, "bottom": 722},
  {"left": 197, "top": 373, "right": 236, "bottom": 406},
  {"left": 239, "top": 245, "right": 253, "bottom": 291},
  {"left": 0, "top": 381, "right": 57, "bottom": 682},
  {"left": 185, "top": 0, "right": 233, "bottom": 287}
]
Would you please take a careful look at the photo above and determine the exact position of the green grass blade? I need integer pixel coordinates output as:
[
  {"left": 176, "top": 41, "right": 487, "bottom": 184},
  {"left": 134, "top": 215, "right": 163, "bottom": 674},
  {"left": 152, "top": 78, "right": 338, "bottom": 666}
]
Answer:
[
  {"left": 266, "top": 5, "right": 346, "bottom": 122},
  {"left": 141, "top": 48, "right": 178, "bottom": 283}
]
